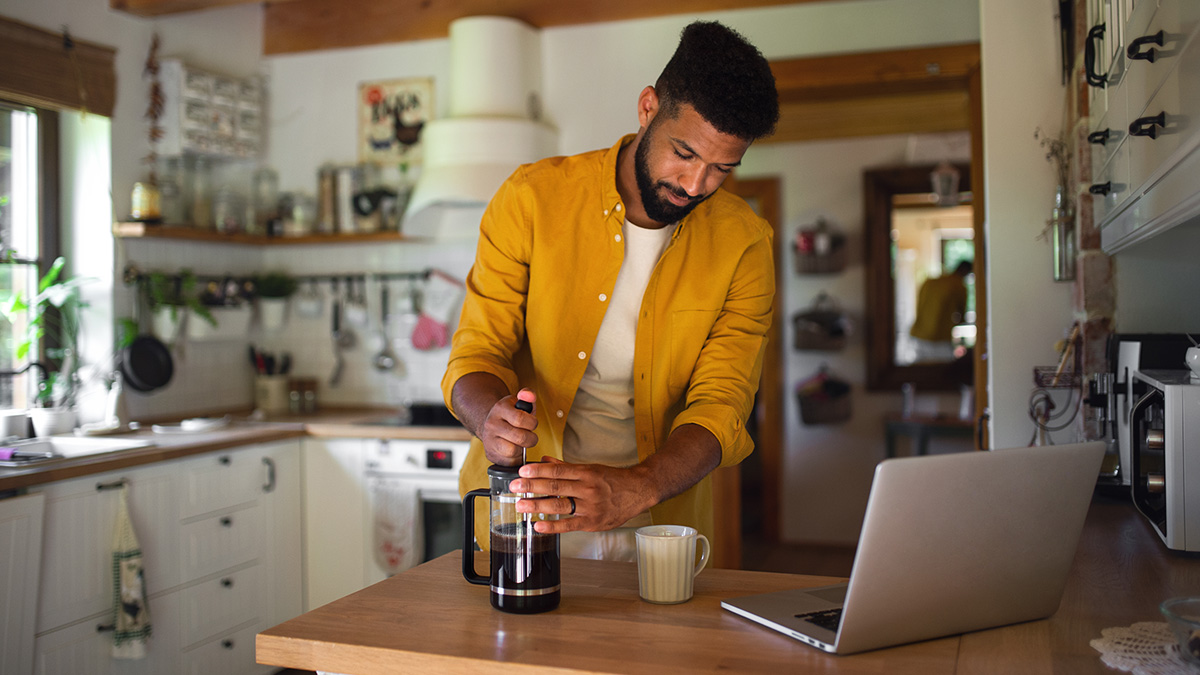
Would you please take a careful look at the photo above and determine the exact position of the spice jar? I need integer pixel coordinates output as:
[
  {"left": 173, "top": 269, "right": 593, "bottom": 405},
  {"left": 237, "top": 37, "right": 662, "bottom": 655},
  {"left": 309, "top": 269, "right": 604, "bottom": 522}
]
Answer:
[{"left": 130, "top": 181, "right": 161, "bottom": 221}]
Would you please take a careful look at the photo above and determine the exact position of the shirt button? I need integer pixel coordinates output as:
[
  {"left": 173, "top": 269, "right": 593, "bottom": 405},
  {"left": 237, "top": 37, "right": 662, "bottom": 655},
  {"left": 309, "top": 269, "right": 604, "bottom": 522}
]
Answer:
[
  {"left": 578, "top": 351, "right": 586, "bottom": 360},
  {"left": 556, "top": 410, "right": 564, "bottom": 418},
  {"left": 615, "top": 234, "right": 622, "bottom": 242},
  {"left": 598, "top": 293, "right": 607, "bottom": 302},
  {"left": 615, "top": 204, "right": 622, "bottom": 212},
  {"left": 603, "top": 209, "right": 609, "bottom": 216}
]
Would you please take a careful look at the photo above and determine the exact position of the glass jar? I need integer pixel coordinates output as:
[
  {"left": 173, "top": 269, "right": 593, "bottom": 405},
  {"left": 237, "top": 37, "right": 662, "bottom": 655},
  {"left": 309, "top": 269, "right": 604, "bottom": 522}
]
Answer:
[
  {"left": 189, "top": 156, "right": 213, "bottom": 229},
  {"left": 130, "top": 181, "right": 161, "bottom": 221}
]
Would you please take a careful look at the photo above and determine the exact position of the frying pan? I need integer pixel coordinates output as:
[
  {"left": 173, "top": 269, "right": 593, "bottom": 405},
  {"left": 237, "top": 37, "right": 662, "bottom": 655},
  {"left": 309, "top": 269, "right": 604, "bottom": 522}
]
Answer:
[
  {"left": 121, "top": 282, "right": 175, "bottom": 393},
  {"left": 121, "top": 334, "right": 174, "bottom": 392}
]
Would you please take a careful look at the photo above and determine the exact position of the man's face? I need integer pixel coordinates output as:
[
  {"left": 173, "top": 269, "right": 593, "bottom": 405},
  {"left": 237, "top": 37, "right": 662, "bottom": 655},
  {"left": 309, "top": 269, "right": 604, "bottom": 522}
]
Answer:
[{"left": 634, "top": 102, "right": 751, "bottom": 225}]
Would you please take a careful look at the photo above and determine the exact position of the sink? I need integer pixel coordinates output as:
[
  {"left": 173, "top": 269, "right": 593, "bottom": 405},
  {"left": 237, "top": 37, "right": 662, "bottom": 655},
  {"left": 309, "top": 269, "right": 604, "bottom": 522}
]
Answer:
[{"left": 0, "top": 435, "right": 154, "bottom": 465}]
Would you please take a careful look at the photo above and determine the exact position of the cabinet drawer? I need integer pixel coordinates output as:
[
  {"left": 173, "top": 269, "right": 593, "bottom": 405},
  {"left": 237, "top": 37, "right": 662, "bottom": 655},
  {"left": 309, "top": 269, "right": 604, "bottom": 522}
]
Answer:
[
  {"left": 1125, "top": 34, "right": 1200, "bottom": 195},
  {"left": 33, "top": 590, "right": 180, "bottom": 675},
  {"left": 179, "top": 566, "right": 262, "bottom": 647},
  {"left": 181, "top": 623, "right": 272, "bottom": 675},
  {"left": 180, "top": 505, "right": 262, "bottom": 581},
  {"left": 1120, "top": 1, "right": 1200, "bottom": 130},
  {"left": 1090, "top": 108, "right": 1128, "bottom": 178},
  {"left": 180, "top": 451, "right": 268, "bottom": 519}
]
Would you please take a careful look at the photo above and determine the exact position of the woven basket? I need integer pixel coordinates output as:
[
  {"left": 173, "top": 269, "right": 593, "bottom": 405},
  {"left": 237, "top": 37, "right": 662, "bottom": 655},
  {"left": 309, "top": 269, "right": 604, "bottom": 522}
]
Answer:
[
  {"left": 794, "top": 241, "right": 847, "bottom": 274},
  {"left": 792, "top": 293, "right": 849, "bottom": 351},
  {"left": 797, "top": 392, "right": 852, "bottom": 425}
]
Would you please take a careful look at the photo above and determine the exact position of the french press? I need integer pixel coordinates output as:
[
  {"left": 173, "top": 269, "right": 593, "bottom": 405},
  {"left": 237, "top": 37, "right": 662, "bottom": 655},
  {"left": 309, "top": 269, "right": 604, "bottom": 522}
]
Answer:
[{"left": 461, "top": 400, "right": 560, "bottom": 613}]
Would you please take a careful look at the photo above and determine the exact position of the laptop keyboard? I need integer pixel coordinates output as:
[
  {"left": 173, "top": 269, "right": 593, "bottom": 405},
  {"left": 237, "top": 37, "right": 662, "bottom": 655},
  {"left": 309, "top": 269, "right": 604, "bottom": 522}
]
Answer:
[{"left": 796, "top": 608, "right": 842, "bottom": 632}]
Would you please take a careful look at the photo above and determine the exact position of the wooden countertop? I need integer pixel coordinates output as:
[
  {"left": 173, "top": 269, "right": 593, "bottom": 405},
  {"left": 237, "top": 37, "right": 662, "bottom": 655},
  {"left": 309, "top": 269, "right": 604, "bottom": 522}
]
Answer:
[
  {"left": 256, "top": 493, "right": 1200, "bottom": 674},
  {"left": 0, "top": 406, "right": 471, "bottom": 493}
]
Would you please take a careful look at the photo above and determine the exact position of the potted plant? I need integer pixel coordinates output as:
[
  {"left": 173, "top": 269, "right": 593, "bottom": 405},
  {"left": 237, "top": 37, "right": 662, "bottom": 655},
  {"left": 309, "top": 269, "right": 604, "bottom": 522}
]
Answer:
[
  {"left": 143, "top": 269, "right": 216, "bottom": 342},
  {"left": 0, "top": 256, "right": 94, "bottom": 435},
  {"left": 253, "top": 271, "right": 298, "bottom": 332}
]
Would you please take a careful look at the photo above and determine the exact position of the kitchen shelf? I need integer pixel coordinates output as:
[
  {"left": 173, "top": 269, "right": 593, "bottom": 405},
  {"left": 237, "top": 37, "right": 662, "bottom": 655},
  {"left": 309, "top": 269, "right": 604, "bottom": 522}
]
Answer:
[{"left": 113, "top": 222, "right": 423, "bottom": 245}]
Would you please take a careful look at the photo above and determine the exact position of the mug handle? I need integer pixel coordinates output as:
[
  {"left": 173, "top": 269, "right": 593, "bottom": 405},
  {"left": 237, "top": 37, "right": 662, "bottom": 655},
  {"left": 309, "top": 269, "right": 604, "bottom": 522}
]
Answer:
[
  {"left": 692, "top": 534, "right": 711, "bottom": 578},
  {"left": 462, "top": 488, "right": 489, "bottom": 585}
]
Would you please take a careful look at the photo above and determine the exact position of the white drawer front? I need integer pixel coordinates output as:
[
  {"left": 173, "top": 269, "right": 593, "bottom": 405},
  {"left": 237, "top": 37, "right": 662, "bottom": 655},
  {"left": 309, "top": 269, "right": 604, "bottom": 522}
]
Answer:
[
  {"left": 181, "top": 623, "right": 272, "bottom": 675},
  {"left": 180, "top": 505, "right": 262, "bottom": 581},
  {"left": 1092, "top": 134, "right": 1133, "bottom": 227},
  {"left": 1126, "top": 33, "right": 1200, "bottom": 196},
  {"left": 179, "top": 566, "right": 262, "bottom": 647},
  {"left": 180, "top": 451, "right": 266, "bottom": 519}
]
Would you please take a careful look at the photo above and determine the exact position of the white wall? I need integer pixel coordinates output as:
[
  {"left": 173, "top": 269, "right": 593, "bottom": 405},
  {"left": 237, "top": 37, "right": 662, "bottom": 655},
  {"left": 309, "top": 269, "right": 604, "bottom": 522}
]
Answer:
[{"left": 978, "top": 0, "right": 1076, "bottom": 449}]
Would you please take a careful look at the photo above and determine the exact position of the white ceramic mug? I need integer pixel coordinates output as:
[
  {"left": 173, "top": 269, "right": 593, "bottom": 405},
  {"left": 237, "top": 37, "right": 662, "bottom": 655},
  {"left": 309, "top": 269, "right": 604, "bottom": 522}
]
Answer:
[
  {"left": 254, "top": 375, "right": 290, "bottom": 415},
  {"left": 635, "top": 525, "right": 710, "bottom": 604}
]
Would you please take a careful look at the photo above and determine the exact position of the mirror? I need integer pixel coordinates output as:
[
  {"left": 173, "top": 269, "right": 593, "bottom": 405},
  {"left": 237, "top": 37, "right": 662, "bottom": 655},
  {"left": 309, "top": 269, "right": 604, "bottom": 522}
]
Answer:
[{"left": 865, "top": 164, "right": 974, "bottom": 391}]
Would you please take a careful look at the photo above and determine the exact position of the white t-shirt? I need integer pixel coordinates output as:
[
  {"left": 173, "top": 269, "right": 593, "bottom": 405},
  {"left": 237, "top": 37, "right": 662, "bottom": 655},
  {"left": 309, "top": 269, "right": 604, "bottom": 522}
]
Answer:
[{"left": 561, "top": 218, "right": 675, "bottom": 561}]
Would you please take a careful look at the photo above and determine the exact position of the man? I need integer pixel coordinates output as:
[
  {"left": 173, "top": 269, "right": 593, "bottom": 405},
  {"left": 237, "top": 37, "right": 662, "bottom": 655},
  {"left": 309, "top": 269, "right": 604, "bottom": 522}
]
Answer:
[
  {"left": 908, "top": 260, "right": 972, "bottom": 362},
  {"left": 443, "top": 21, "right": 779, "bottom": 561}
]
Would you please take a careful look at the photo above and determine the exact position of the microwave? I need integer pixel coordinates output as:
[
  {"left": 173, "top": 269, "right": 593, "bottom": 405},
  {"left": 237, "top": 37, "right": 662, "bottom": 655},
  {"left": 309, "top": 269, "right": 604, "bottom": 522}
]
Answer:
[{"left": 1129, "top": 369, "right": 1200, "bottom": 552}]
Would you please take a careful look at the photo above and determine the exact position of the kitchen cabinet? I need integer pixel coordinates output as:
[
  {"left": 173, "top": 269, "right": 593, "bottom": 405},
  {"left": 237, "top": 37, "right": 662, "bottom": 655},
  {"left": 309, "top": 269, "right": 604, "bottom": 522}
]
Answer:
[
  {"left": 1088, "top": 0, "right": 1200, "bottom": 252},
  {"left": 0, "top": 492, "right": 45, "bottom": 675},
  {"left": 302, "top": 437, "right": 370, "bottom": 610},
  {"left": 29, "top": 439, "right": 301, "bottom": 675}
]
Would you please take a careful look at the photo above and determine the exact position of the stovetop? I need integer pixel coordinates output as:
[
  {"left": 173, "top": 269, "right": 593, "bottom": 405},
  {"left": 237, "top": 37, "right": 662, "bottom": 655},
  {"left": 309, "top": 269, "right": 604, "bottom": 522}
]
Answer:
[{"left": 365, "top": 403, "right": 461, "bottom": 428}]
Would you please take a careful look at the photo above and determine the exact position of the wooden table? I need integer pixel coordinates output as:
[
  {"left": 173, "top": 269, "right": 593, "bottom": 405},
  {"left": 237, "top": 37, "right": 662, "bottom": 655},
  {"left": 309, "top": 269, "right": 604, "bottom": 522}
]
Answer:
[
  {"left": 257, "top": 494, "right": 1200, "bottom": 674},
  {"left": 884, "top": 413, "right": 975, "bottom": 457}
]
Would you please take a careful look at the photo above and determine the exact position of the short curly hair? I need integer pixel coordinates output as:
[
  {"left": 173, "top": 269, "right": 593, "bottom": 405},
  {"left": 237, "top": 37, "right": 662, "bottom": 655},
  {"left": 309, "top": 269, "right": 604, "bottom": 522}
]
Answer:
[{"left": 655, "top": 21, "right": 779, "bottom": 141}]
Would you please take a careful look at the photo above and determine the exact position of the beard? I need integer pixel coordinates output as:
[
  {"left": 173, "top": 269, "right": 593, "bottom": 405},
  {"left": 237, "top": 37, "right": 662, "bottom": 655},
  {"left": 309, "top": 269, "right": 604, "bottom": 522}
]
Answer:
[{"left": 633, "top": 125, "right": 710, "bottom": 225}]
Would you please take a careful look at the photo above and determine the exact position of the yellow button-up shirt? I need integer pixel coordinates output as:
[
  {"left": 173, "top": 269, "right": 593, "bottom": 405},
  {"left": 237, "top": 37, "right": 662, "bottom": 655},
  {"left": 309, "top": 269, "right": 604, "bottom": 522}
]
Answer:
[{"left": 444, "top": 134, "right": 775, "bottom": 547}]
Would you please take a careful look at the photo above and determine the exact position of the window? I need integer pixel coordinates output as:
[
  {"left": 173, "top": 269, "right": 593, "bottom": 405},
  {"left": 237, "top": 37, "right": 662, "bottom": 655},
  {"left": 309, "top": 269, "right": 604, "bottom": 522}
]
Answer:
[{"left": 1, "top": 101, "right": 58, "bottom": 409}]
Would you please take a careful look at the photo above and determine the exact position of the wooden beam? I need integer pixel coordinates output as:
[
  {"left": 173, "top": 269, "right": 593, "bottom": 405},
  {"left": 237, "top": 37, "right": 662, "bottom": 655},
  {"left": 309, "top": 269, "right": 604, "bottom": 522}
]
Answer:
[
  {"left": 770, "top": 43, "right": 981, "bottom": 102},
  {"left": 260, "top": 0, "right": 834, "bottom": 54},
  {"left": 764, "top": 89, "right": 970, "bottom": 143}
]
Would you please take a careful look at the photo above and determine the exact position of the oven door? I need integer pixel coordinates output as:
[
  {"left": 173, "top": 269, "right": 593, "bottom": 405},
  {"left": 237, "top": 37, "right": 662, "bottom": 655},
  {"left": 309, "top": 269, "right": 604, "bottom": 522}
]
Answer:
[
  {"left": 1129, "top": 385, "right": 1168, "bottom": 541},
  {"left": 366, "top": 474, "right": 463, "bottom": 582}
]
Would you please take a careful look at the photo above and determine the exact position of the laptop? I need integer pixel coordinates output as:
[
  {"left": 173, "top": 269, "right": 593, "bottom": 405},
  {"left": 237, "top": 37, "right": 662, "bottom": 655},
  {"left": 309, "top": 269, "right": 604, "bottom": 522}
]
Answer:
[{"left": 721, "top": 441, "right": 1104, "bottom": 655}]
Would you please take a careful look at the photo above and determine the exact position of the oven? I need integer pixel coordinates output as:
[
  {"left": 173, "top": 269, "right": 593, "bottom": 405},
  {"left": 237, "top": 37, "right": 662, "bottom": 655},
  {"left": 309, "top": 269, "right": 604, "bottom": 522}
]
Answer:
[{"left": 363, "top": 436, "right": 470, "bottom": 583}]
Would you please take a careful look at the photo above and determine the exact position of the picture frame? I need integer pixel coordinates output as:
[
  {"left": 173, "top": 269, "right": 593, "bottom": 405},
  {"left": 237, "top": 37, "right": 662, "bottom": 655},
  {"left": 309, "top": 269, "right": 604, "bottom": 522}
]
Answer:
[{"left": 358, "top": 77, "right": 433, "bottom": 167}]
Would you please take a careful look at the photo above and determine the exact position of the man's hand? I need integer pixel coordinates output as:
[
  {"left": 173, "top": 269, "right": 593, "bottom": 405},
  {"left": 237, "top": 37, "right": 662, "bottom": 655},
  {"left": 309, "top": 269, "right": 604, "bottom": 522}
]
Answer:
[
  {"left": 510, "top": 423, "right": 722, "bottom": 534},
  {"left": 450, "top": 373, "right": 538, "bottom": 467},
  {"left": 478, "top": 389, "right": 538, "bottom": 466},
  {"left": 510, "top": 457, "right": 656, "bottom": 533}
]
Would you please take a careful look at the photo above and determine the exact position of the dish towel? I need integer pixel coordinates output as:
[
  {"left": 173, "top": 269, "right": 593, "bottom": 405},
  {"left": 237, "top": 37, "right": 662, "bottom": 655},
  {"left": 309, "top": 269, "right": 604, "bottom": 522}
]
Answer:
[
  {"left": 411, "top": 270, "right": 464, "bottom": 351},
  {"left": 371, "top": 477, "right": 422, "bottom": 575},
  {"left": 111, "top": 484, "right": 151, "bottom": 659}
]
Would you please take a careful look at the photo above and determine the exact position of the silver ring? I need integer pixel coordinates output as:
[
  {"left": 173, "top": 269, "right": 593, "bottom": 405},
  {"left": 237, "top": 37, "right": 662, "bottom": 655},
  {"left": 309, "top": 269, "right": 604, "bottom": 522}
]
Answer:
[{"left": 567, "top": 496, "right": 576, "bottom": 516}]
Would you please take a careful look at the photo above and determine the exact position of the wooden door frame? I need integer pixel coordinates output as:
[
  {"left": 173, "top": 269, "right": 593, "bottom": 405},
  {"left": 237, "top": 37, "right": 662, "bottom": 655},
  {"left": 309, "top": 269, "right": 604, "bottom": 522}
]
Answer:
[{"left": 722, "top": 44, "right": 988, "bottom": 551}]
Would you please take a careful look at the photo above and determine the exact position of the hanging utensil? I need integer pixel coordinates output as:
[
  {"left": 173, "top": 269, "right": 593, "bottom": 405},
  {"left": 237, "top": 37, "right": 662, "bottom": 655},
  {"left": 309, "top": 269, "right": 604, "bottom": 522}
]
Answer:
[{"left": 372, "top": 282, "right": 402, "bottom": 373}]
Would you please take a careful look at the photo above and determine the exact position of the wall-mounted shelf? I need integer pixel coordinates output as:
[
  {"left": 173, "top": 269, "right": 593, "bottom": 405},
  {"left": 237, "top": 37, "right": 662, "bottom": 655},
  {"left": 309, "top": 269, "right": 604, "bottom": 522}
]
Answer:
[{"left": 113, "top": 222, "right": 423, "bottom": 245}]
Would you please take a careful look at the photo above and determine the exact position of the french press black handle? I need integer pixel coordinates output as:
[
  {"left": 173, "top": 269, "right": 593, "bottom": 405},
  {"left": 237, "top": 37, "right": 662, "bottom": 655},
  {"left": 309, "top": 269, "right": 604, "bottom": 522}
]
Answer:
[{"left": 462, "top": 488, "right": 490, "bottom": 585}]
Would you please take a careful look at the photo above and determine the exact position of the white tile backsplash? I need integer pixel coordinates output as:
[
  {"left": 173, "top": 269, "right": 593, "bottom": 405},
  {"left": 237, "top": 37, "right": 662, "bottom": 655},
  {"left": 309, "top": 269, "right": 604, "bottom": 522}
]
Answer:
[{"left": 120, "top": 236, "right": 476, "bottom": 420}]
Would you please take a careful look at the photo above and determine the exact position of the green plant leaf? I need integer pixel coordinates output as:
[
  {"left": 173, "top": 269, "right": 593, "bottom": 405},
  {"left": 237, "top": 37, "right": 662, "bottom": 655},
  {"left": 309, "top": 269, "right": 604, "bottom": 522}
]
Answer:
[{"left": 38, "top": 257, "right": 66, "bottom": 293}]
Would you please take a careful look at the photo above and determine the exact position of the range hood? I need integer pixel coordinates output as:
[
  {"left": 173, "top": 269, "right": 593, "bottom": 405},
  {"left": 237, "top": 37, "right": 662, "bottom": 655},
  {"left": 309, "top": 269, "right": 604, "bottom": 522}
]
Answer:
[{"left": 402, "top": 16, "right": 559, "bottom": 239}]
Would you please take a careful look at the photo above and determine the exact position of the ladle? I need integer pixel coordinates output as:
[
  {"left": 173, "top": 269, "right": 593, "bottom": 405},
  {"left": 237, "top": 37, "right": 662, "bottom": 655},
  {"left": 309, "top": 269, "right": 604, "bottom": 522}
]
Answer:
[{"left": 372, "top": 284, "right": 402, "bottom": 373}]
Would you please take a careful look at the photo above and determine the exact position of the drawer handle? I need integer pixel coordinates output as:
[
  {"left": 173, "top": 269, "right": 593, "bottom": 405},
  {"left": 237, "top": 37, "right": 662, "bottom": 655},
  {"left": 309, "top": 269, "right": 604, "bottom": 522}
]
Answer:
[
  {"left": 96, "top": 623, "right": 115, "bottom": 632},
  {"left": 220, "top": 577, "right": 234, "bottom": 588},
  {"left": 1087, "top": 129, "right": 1110, "bottom": 145},
  {"left": 1089, "top": 182, "right": 1112, "bottom": 196},
  {"left": 220, "top": 516, "right": 233, "bottom": 527},
  {"left": 1129, "top": 112, "right": 1167, "bottom": 139},
  {"left": 218, "top": 455, "right": 231, "bottom": 466},
  {"left": 1084, "top": 23, "right": 1107, "bottom": 88},
  {"left": 262, "top": 456, "right": 276, "bottom": 493},
  {"left": 1127, "top": 30, "right": 1165, "bottom": 63},
  {"left": 222, "top": 639, "right": 234, "bottom": 649}
]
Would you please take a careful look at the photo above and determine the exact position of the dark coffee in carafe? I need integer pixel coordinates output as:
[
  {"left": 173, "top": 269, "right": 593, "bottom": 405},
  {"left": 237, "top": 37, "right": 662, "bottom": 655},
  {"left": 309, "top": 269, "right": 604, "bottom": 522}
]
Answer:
[{"left": 463, "top": 463, "right": 561, "bottom": 613}]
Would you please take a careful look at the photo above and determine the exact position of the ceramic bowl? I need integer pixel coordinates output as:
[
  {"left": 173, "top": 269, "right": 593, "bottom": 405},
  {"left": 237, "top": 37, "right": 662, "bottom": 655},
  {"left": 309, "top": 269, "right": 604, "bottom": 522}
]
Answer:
[{"left": 1161, "top": 597, "right": 1200, "bottom": 665}]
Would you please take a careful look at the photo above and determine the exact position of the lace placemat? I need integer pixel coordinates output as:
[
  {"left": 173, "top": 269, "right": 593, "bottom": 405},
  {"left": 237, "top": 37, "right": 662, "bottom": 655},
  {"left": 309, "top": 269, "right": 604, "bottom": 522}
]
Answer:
[{"left": 1091, "top": 621, "right": 1199, "bottom": 674}]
